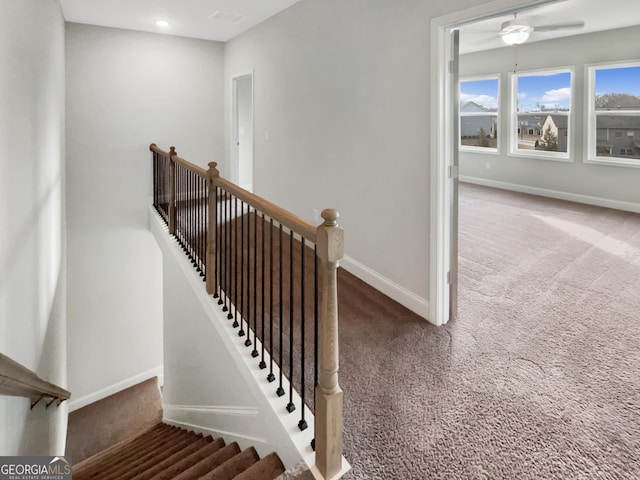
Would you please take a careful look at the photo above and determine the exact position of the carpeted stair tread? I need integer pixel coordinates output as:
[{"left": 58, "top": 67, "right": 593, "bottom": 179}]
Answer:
[
  {"left": 172, "top": 442, "right": 241, "bottom": 480},
  {"left": 78, "top": 424, "right": 181, "bottom": 476},
  {"left": 92, "top": 427, "right": 195, "bottom": 480},
  {"left": 73, "top": 423, "right": 167, "bottom": 477},
  {"left": 198, "top": 447, "right": 259, "bottom": 480},
  {"left": 103, "top": 430, "right": 204, "bottom": 480},
  {"left": 131, "top": 436, "right": 215, "bottom": 480},
  {"left": 146, "top": 436, "right": 226, "bottom": 480},
  {"left": 73, "top": 418, "right": 285, "bottom": 480},
  {"left": 232, "top": 453, "right": 285, "bottom": 480},
  {"left": 74, "top": 424, "right": 182, "bottom": 480}
]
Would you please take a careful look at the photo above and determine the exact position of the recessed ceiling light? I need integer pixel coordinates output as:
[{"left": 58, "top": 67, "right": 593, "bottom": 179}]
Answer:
[{"left": 155, "top": 20, "right": 170, "bottom": 28}]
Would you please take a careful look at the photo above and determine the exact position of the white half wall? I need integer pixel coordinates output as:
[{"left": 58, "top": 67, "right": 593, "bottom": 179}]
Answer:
[
  {"left": 0, "top": 0, "right": 67, "bottom": 456},
  {"left": 459, "top": 25, "right": 640, "bottom": 209},
  {"left": 65, "top": 24, "right": 225, "bottom": 402}
]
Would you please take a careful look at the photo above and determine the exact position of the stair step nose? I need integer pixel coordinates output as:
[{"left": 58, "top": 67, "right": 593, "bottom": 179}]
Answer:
[
  {"left": 172, "top": 442, "right": 241, "bottom": 480},
  {"left": 146, "top": 436, "right": 226, "bottom": 480},
  {"left": 73, "top": 423, "right": 285, "bottom": 480},
  {"left": 198, "top": 447, "right": 259, "bottom": 480}
]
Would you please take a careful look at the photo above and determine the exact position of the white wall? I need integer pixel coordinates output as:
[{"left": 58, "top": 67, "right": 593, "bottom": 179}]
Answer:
[
  {"left": 0, "top": 0, "right": 67, "bottom": 455},
  {"left": 459, "top": 25, "right": 640, "bottom": 209},
  {"left": 223, "top": 0, "right": 500, "bottom": 311},
  {"left": 65, "top": 24, "right": 225, "bottom": 404}
]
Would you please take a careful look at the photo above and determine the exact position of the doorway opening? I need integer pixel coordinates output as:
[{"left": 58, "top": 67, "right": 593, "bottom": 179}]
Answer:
[{"left": 232, "top": 72, "right": 254, "bottom": 192}]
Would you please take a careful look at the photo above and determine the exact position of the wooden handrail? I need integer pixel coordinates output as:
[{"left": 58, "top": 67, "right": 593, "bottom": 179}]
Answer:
[
  {"left": 0, "top": 352, "right": 70, "bottom": 408},
  {"left": 207, "top": 163, "right": 317, "bottom": 242},
  {"left": 149, "top": 143, "right": 171, "bottom": 158},
  {"left": 174, "top": 155, "right": 206, "bottom": 178}
]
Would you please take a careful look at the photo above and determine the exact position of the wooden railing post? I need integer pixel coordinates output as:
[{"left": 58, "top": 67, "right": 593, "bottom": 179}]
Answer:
[
  {"left": 206, "top": 162, "right": 220, "bottom": 295},
  {"left": 315, "top": 208, "right": 344, "bottom": 479},
  {"left": 168, "top": 146, "right": 177, "bottom": 234}
]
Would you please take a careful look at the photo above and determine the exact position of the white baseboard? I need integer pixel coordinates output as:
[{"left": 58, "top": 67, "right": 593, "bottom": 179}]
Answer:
[
  {"left": 340, "top": 255, "right": 430, "bottom": 321},
  {"left": 460, "top": 176, "right": 640, "bottom": 214},
  {"left": 68, "top": 365, "right": 164, "bottom": 412}
]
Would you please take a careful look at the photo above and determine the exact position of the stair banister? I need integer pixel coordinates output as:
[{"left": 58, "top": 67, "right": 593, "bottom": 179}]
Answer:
[{"left": 150, "top": 144, "right": 346, "bottom": 479}]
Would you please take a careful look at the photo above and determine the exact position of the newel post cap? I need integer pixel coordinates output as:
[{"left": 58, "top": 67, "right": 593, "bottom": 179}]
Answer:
[
  {"left": 169, "top": 146, "right": 177, "bottom": 156},
  {"left": 321, "top": 208, "right": 340, "bottom": 227},
  {"left": 207, "top": 161, "right": 220, "bottom": 178}
]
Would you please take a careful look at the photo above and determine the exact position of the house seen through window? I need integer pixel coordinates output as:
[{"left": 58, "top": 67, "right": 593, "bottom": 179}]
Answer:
[
  {"left": 588, "top": 63, "right": 640, "bottom": 165},
  {"left": 459, "top": 76, "right": 499, "bottom": 152},
  {"left": 512, "top": 69, "right": 572, "bottom": 158}
]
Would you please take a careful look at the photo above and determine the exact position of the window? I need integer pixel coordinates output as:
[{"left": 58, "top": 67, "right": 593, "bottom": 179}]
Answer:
[
  {"left": 511, "top": 69, "right": 572, "bottom": 160},
  {"left": 459, "top": 76, "right": 499, "bottom": 152},
  {"left": 587, "top": 62, "right": 640, "bottom": 167}
]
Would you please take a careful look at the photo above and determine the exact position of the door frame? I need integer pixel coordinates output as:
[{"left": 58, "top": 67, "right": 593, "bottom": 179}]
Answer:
[
  {"left": 231, "top": 71, "right": 255, "bottom": 191},
  {"left": 429, "top": 0, "right": 560, "bottom": 326}
]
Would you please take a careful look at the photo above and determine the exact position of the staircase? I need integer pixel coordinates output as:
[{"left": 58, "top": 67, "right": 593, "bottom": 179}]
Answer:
[
  {"left": 72, "top": 422, "right": 285, "bottom": 480},
  {"left": 67, "top": 378, "right": 286, "bottom": 480}
]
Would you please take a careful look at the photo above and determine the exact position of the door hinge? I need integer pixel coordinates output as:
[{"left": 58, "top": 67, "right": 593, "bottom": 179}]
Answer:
[
  {"left": 447, "top": 271, "right": 451, "bottom": 284},
  {"left": 449, "top": 165, "right": 459, "bottom": 179}
]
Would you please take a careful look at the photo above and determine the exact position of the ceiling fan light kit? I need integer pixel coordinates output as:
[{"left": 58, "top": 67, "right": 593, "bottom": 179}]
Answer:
[{"left": 500, "top": 19, "right": 534, "bottom": 45}]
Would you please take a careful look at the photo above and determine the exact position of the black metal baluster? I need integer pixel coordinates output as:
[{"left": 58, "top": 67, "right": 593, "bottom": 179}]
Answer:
[
  {"left": 239, "top": 202, "right": 246, "bottom": 337},
  {"left": 232, "top": 196, "right": 239, "bottom": 326},
  {"left": 267, "top": 218, "right": 275, "bottom": 383},
  {"left": 287, "top": 232, "right": 295, "bottom": 413},
  {"left": 226, "top": 193, "right": 233, "bottom": 320},
  {"left": 314, "top": 245, "right": 319, "bottom": 401},
  {"left": 277, "top": 224, "right": 285, "bottom": 397},
  {"left": 202, "top": 178, "right": 206, "bottom": 279},
  {"left": 298, "top": 237, "right": 307, "bottom": 429},
  {"left": 213, "top": 186, "right": 219, "bottom": 298},
  {"left": 251, "top": 210, "right": 258, "bottom": 354},
  {"left": 245, "top": 206, "right": 253, "bottom": 347},
  {"left": 219, "top": 191, "right": 227, "bottom": 307},
  {"left": 259, "top": 213, "right": 267, "bottom": 370}
]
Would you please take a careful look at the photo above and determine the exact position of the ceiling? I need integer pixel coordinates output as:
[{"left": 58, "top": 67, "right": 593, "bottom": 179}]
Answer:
[
  {"left": 59, "top": 0, "right": 639, "bottom": 49},
  {"left": 59, "top": 0, "right": 303, "bottom": 42},
  {"left": 459, "top": 0, "right": 640, "bottom": 54}
]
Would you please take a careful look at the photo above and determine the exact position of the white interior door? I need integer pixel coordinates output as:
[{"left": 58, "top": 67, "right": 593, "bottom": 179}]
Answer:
[
  {"left": 233, "top": 73, "right": 254, "bottom": 192},
  {"left": 449, "top": 29, "right": 460, "bottom": 321}
]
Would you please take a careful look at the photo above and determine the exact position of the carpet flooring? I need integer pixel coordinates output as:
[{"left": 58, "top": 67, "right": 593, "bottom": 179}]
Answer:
[{"left": 338, "top": 183, "right": 640, "bottom": 479}]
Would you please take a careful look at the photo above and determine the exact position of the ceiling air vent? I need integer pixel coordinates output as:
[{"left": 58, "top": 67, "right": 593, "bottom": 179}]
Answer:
[{"left": 208, "top": 11, "right": 247, "bottom": 25}]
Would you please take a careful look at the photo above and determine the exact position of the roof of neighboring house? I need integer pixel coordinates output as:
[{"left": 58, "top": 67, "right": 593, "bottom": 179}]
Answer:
[
  {"left": 461, "top": 101, "right": 495, "bottom": 113},
  {"left": 596, "top": 115, "right": 640, "bottom": 129},
  {"left": 544, "top": 115, "right": 569, "bottom": 129}
]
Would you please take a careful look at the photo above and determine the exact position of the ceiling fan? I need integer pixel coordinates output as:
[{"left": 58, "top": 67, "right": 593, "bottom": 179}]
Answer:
[{"left": 500, "top": 14, "right": 585, "bottom": 45}]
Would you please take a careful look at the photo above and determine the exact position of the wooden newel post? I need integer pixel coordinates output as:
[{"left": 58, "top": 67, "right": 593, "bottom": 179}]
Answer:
[
  {"left": 206, "top": 162, "right": 220, "bottom": 295},
  {"left": 315, "top": 208, "right": 344, "bottom": 479},
  {"left": 168, "top": 146, "right": 177, "bottom": 235}
]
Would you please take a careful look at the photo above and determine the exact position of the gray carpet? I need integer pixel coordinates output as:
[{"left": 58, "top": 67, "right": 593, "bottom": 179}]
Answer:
[{"left": 339, "top": 183, "right": 640, "bottom": 479}]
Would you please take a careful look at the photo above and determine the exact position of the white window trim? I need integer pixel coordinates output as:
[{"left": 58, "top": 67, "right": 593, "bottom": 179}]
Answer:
[
  {"left": 509, "top": 67, "right": 574, "bottom": 163},
  {"left": 585, "top": 60, "right": 640, "bottom": 169},
  {"left": 459, "top": 74, "right": 500, "bottom": 155}
]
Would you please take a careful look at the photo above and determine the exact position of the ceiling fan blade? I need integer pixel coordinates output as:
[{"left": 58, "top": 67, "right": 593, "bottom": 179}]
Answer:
[{"left": 533, "top": 21, "right": 585, "bottom": 32}]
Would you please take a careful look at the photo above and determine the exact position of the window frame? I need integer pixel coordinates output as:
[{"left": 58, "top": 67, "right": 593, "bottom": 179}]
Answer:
[
  {"left": 458, "top": 74, "right": 501, "bottom": 155},
  {"left": 586, "top": 60, "right": 640, "bottom": 168},
  {"left": 509, "top": 67, "right": 574, "bottom": 163}
]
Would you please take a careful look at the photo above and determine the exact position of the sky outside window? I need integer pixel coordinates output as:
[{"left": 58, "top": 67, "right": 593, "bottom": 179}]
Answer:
[
  {"left": 517, "top": 71, "right": 571, "bottom": 112},
  {"left": 460, "top": 78, "right": 499, "bottom": 110}
]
